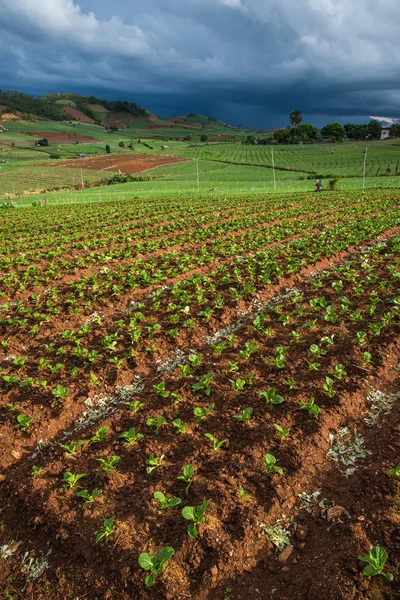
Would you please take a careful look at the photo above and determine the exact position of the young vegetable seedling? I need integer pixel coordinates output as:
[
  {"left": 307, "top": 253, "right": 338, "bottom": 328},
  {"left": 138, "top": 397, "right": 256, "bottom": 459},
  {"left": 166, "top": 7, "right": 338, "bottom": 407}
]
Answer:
[
  {"left": 177, "top": 464, "right": 195, "bottom": 496},
  {"left": 358, "top": 546, "right": 393, "bottom": 581},
  {"left": 193, "top": 403, "right": 214, "bottom": 422},
  {"left": 146, "top": 416, "right": 166, "bottom": 435},
  {"left": 138, "top": 546, "right": 175, "bottom": 587},
  {"left": 95, "top": 516, "right": 115, "bottom": 543},
  {"left": 233, "top": 408, "right": 253, "bottom": 423},
  {"left": 204, "top": 433, "right": 227, "bottom": 451},
  {"left": 263, "top": 454, "right": 283, "bottom": 475},
  {"left": 63, "top": 472, "right": 86, "bottom": 489},
  {"left": 89, "top": 426, "right": 109, "bottom": 446},
  {"left": 274, "top": 423, "right": 290, "bottom": 440},
  {"left": 119, "top": 428, "right": 144, "bottom": 445},
  {"left": 16, "top": 414, "right": 33, "bottom": 430},
  {"left": 182, "top": 500, "right": 209, "bottom": 538},
  {"left": 60, "top": 440, "right": 84, "bottom": 456},
  {"left": 192, "top": 373, "right": 214, "bottom": 397},
  {"left": 299, "top": 397, "right": 320, "bottom": 419},
  {"left": 146, "top": 453, "right": 164, "bottom": 474},
  {"left": 154, "top": 491, "right": 181, "bottom": 509},
  {"left": 97, "top": 455, "right": 120, "bottom": 473},
  {"left": 76, "top": 488, "right": 102, "bottom": 506},
  {"left": 259, "top": 388, "right": 284, "bottom": 410}
]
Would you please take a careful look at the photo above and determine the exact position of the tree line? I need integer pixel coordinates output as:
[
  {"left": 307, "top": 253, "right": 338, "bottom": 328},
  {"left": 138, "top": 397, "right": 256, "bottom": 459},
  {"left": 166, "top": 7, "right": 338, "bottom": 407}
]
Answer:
[{"left": 245, "top": 110, "right": 399, "bottom": 145}]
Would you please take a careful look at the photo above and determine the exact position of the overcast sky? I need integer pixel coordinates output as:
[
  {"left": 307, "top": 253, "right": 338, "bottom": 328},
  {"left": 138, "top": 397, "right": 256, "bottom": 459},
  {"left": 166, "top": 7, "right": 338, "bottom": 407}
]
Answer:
[{"left": 0, "top": 0, "right": 399, "bottom": 128}]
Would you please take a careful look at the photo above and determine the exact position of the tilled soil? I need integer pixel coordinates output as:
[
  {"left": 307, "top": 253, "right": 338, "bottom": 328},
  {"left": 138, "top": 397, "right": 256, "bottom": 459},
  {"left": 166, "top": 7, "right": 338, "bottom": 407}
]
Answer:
[
  {"left": 0, "top": 196, "right": 399, "bottom": 600},
  {"left": 42, "top": 153, "right": 189, "bottom": 174}
]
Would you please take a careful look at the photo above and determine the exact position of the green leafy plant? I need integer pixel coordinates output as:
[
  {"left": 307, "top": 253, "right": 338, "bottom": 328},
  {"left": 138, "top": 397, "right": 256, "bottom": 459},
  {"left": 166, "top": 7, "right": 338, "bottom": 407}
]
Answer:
[
  {"left": 172, "top": 418, "right": 188, "bottom": 434},
  {"left": 263, "top": 454, "right": 283, "bottom": 475},
  {"left": 89, "top": 426, "right": 109, "bottom": 446},
  {"left": 125, "top": 400, "right": 143, "bottom": 412},
  {"left": 322, "top": 376, "right": 335, "bottom": 398},
  {"left": 233, "top": 407, "right": 253, "bottom": 423},
  {"left": 299, "top": 396, "right": 320, "bottom": 419},
  {"left": 97, "top": 455, "right": 120, "bottom": 472},
  {"left": 358, "top": 546, "right": 393, "bottom": 581},
  {"left": 146, "top": 416, "right": 166, "bottom": 435},
  {"left": 237, "top": 487, "right": 248, "bottom": 499},
  {"left": 387, "top": 466, "right": 400, "bottom": 479},
  {"left": 331, "top": 363, "right": 347, "bottom": 379},
  {"left": 259, "top": 388, "right": 284, "bottom": 410},
  {"left": 177, "top": 464, "right": 195, "bottom": 496},
  {"left": 16, "top": 413, "right": 33, "bottom": 430},
  {"left": 60, "top": 439, "right": 84, "bottom": 455},
  {"left": 182, "top": 500, "right": 209, "bottom": 538},
  {"left": 63, "top": 471, "right": 86, "bottom": 489},
  {"left": 95, "top": 516, "right": 115, "bottom": 543},
  {"left": 119, "top": 427, "right": 144, "bottom": 445},
  {"left": 138, "top": 546, "right": 175, "bottom": 587},
  {"left": 204, "top": 433, "right": 227, "bottom": 450},
  {"left": 146, "top": 453, "right": 164, "bottom": 474},
  {"left": 193, "top": 403, "right": 214, "bottom": 422},
  {"left": 274, "top": 423, "right": 290, "bottom": 440},
  {"left": 76, "top": 488, "right": 102, "bottom": 506},
  {"left": 192, "top": 372, "right": 214, "bottom": 396},
  {"left": 154, "top": 491, "right": 181, "bottom": 509},
  {"left": 52, "top": 385, "right": 68, "bottom": 401}
]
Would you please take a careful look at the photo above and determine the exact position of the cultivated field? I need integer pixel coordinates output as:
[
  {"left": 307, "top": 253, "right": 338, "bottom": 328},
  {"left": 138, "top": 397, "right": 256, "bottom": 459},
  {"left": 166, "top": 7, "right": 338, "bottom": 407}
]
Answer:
[
  {"left": 0, "top": 190, "right": 399, "bottom": 599},
  {"left": 44, "top": 153, "right": 189, "bottom": 174},
  {"left": 170, "top": 140, "right": 400, "bottom": 178}
]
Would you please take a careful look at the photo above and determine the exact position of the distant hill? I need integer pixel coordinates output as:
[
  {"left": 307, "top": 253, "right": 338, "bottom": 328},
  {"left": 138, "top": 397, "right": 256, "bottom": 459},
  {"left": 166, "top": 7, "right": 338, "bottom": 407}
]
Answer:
[
  {"left": 0, "top": 90, "right": 149, "bottom": 126},
  {"left": 167, "top": 112, "right": 245, "bottom": 130}
]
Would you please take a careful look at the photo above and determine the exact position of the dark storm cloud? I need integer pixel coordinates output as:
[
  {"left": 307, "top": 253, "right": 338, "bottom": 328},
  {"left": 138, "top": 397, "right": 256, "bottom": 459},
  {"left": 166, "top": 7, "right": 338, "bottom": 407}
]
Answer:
[{"left": 0, "top": 0, "right": 399, "bottom": 127}]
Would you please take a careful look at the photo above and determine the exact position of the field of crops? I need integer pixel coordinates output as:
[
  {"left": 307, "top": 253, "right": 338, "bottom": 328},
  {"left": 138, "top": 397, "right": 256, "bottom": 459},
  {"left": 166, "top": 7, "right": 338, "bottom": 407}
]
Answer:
[
  {"left": 0, "top": 166, "right": 112, "bottom": 196},
  {"left": 171, "top": 141, "right": 400, "bottom": 178},
  {"left": 0, "top": 190, "right": 399, "bottom": 600}
]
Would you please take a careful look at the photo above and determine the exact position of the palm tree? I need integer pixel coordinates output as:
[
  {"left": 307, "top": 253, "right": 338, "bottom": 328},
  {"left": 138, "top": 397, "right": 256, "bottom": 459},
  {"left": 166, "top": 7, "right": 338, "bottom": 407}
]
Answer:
[{"left": 290, "top": 110, "right": 302, "bottom": 127}]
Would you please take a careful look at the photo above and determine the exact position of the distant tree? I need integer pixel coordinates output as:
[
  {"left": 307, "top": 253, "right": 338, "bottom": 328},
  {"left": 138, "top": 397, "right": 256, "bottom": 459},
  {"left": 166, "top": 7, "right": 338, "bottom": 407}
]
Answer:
[
  {"left": 296, "top": 123, "right": 317, "bottom": 139},
  {"left": 200, "top": 134, "right": 208, "bottom": 142},
  {"left": 366, "top": 119, "right": 382, "bottom": 140},
  {"left": 105, "top": 144, "right": 111, "bottom": 154},
  {"left": 37, "top": 138, "right": 49, "bottom": 147},
  {"left": 273, "top": 129, "right": 290, "bottom": 144},
  {"left": 344, "top": 123, "right": 368, "bottom": 140},
  {"left": 321, "top": 123, "right": 346, "bottom": 141},
  {"left": 290, "top": 110, "right": 302, "bottom": 127},
  {"left": 390, "top": 124, "right": 400, "bottom": 137},
  {"left": 119, "top": 141, "right": 125, "bottom": 148},
  {"left": 246, "top": 135, "right": 257, "bottom": 145}
]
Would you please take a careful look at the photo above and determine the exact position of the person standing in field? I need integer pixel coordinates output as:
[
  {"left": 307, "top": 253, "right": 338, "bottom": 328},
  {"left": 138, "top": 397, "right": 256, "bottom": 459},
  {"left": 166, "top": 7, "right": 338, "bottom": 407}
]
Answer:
[{"left": 315, "top": 179, "right": 322, "bottom": 192}]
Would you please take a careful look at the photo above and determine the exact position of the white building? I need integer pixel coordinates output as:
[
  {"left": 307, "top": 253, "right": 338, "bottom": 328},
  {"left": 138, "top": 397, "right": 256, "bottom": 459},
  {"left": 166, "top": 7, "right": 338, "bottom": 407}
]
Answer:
[{"left": 381, "top": 126, "right": 391, "bottom": 140}]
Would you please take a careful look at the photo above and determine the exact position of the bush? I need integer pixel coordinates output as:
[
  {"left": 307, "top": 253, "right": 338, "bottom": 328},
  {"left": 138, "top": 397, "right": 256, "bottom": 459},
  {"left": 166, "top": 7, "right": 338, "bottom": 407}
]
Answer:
[{"left": 328, "top": 177, "right": 340, "bottom": 190}]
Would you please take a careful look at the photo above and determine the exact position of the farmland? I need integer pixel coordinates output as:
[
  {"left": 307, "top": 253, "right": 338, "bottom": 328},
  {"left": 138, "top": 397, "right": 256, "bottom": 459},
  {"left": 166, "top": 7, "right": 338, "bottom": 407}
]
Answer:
[{"left": 0, "top": 189, "right": 399, "bottom": 599}]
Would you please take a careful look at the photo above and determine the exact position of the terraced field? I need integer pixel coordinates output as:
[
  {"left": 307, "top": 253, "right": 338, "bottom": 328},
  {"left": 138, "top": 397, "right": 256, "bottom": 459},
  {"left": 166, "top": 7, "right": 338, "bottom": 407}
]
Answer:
[{"left": 0, "top": 191, "right": 399, "bottom": 600}]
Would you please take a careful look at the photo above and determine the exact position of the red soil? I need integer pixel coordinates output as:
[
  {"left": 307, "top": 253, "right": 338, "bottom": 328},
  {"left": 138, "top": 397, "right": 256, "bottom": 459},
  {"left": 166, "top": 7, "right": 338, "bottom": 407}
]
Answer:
[
  {"left": 27, "top": 132, "right": 98, "bottom": 144},
  {"left": 62, "top": 106, "right": 95, "bottom": 123},
  {"left": 42, "top": 153, "right": 189, "bottom": 174}
]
